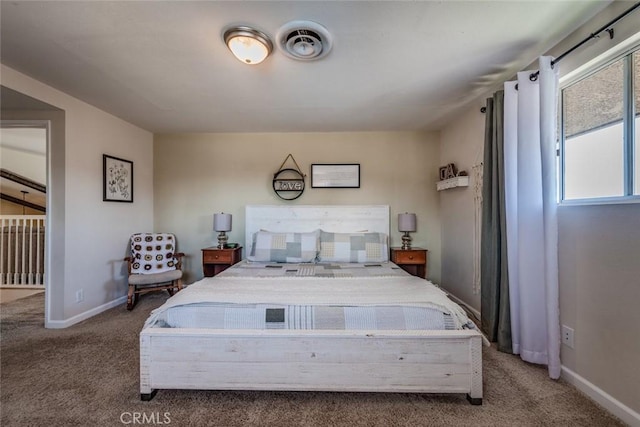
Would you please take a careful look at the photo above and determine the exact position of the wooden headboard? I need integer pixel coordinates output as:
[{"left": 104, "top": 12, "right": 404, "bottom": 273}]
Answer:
[{"left": 245, "top": 205, "right": 390, "bottom": 251}]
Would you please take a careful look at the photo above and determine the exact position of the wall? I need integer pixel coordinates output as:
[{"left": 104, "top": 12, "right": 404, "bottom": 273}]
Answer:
[
  {"left": 439, "top": 1, "right": 640, "bottom": 421},
  {"left": 558, "top": 204, "right": 640, "bottom": 415},
  {"left": 154, "top": 132, "right": 441, "bottom": 284},
  {"left": 0, "top": 131, "right": 46, "bottom": 182},
  {"left": 0, "top": 201, "right": 42, "bottom": 215},
  {"left": 1, "top": 65, "right": 154, "bottom": 327},
  {"left": 439, "top": 105, "right": 485, "bottom": 311}
]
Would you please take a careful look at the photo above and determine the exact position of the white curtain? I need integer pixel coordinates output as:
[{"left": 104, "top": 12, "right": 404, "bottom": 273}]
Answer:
[{"left": 503, "top": 56, "right": 561, "bottom": 379}]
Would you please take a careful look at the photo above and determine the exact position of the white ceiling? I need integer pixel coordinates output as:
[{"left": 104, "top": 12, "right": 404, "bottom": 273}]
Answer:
[{"left": 0, "top": 1, "right": 611, "bottom": 134}]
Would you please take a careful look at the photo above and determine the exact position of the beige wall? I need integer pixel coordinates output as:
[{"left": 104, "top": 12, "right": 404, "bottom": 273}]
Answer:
[
  {"left": 439, "top": 104, "right": 485, "bottom": 311},
  {"left": 1, "top": 64, "right": 154, "bottom": 326},
  {"left": 558, "top": 204, "right": 640, "bottom": 413},
  {"left": 154, "top": 132, "right": 441, "bottom": 284},
  {"left": 439, "top": 1, "right": 640, "bottom": 418}
]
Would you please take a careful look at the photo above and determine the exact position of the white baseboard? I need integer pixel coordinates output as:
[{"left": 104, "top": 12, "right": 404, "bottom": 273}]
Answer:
[
  {"left": 562, "top": 365, "right": 640, "bottom": 427},
  {"left": 45, "top": 296, "right": 127, "bottom": 329}
]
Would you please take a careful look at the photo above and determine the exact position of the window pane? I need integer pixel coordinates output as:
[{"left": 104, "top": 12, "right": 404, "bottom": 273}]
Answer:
[
  {"left": 563, "top": 58, "right": 625, "bottom": 199},
  {"left": 634, "top": 51, "right": 639, "bottom": 195},
  {"left": 565, "top": 125, "right": 624, "bottom": 199}
]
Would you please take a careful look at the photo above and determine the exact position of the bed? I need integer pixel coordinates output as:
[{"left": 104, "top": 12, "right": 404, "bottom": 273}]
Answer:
[{"left": 139, "top": 205, "right": 483, "bottom": 404}]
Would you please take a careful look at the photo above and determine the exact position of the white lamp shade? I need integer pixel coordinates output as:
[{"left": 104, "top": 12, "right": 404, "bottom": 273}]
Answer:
[
  {"left": 398, "top": 213, "right": 416, "bottom": 232},
  {"left": 224, "top": 27, "right": 273, "bottom": 65},
  {"left": 213, "top": 213, "right": 232, "bottom": 232}
]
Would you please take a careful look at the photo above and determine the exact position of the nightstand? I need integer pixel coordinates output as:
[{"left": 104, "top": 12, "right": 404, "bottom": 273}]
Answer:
[
  {"left": 391, "top": 247, "right": 427, "bottom": 279},
  {"left": 202, "top": 246, "right": 242, "bottom": 277}
]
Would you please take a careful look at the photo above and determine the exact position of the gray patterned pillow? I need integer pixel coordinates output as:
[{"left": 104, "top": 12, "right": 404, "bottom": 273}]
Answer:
[
  {"left": 248, "top": 230, "right": 319, "bottom": 263},
  {"left": 318, "top": 231, "right": 389, "bottom": 263}
]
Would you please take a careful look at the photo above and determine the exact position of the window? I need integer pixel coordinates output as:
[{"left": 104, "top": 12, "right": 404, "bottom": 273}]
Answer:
[{"left": 561, "top": 47, "right": 639, "bottom": 202}]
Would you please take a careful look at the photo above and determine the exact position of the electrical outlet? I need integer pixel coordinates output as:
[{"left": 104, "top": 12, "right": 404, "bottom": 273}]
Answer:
[
  {"left": 562, "top": 325, "right": 574, "bottom": 348},
  {"left": 75, "top": 289, "right": 84, "bottom": 303}
]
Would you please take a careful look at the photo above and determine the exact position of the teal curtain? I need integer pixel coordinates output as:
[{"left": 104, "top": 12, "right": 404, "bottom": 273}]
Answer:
[{"left": 480, "top": 91, "right": 512, "bottom": 353}]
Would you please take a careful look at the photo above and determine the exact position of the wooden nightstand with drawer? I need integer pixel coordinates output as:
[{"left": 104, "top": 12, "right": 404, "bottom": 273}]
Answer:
[
  {"left": 391, "top": 247, "right": 427, "bottom": 279},
  {"left": 202, "top": 246, "right": 242, "bottom": 277}
]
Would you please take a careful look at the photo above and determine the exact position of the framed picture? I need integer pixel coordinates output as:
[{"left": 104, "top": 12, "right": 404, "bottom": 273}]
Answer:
[
  {"left": 311, "top": 164, "right": 360, "bottom": 188},
  {"left": 103, "top": 154, "right": 133, "bottom": 202}
]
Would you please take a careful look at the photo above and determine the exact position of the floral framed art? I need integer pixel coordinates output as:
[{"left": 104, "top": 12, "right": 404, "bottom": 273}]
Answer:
[{"left": 103, "top": 154, "right": 133, "bottom": 202}]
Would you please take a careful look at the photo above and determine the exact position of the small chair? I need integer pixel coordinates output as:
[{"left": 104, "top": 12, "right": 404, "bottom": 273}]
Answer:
[{"left": 124, "top": 233, "right": 185, "bottom": 310}]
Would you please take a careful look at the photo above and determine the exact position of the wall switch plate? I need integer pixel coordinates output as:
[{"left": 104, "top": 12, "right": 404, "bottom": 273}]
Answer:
[
  {"left": 75, "top": 289, "right": 84, "bottom": 303},
  {"left": 562, "top": 325, "right": 575, "bottom": 348}
]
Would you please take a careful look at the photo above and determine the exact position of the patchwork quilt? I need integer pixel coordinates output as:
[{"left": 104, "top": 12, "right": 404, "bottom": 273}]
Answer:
[{"left": 145, "top": 261, "right": 475, "bottom": 332}]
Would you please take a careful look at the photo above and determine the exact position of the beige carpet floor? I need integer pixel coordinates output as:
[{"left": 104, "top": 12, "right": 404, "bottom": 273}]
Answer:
[{"left": 0, "top": 292, "right": 625, "bottom": 427}]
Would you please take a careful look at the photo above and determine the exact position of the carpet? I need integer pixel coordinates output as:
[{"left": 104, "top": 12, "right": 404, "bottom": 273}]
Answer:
[{"left": 0, "top": 292, "right": 625, "bottom": 426}]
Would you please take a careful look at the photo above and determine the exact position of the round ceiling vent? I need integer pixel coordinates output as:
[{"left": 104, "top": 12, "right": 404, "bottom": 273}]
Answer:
[{"left": 276, "top": 20, "right": 333, "bottom": 61}]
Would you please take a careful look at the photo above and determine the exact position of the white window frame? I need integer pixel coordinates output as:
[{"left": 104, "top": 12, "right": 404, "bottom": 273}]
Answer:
[{"left": 559, "top": 36, "right": 640, "bottom": 206}]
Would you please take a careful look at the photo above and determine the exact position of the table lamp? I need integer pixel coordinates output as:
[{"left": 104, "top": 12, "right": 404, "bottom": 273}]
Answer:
[
  {"left": 213, "top": 213, "right": 232, "bottom": 249},
  {"left": 398, "top": 213, "right": 416, "bottom": 250}
]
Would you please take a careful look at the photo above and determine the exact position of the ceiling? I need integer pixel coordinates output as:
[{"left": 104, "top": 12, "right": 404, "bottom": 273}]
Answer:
[{"left": 0, "top": 1, "right": 611, "bottom": 134}]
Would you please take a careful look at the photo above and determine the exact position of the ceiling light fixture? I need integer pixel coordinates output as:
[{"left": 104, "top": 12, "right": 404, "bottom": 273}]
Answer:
[{"left": 223, "top": 26, "right": 273, "bottom": 65}]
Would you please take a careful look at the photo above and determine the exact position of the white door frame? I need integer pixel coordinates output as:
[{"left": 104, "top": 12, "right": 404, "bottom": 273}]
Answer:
[{"left": 1, "top": 119, "right": 51, "bottom": 323}]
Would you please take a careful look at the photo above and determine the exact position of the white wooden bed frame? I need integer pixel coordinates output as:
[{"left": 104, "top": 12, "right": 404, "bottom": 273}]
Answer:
[{"left": 140, "top": 205, "right": 483, "bottom": 404}]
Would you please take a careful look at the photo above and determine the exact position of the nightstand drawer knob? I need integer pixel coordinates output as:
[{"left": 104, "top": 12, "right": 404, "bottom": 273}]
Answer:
[
  {"left": 214, "top": 255, "right": 219, "bottom": 259},
  {"left": 409, "top": 256, "right": 413, "bottom": 260}
]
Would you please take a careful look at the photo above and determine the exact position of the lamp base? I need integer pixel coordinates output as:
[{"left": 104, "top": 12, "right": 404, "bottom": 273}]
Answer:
[
  {"left": 217, "top": 231, "right": 228, "bottom": 249},
  {"left": 401, "top": 232, "right": 412, "bottom": 250}
]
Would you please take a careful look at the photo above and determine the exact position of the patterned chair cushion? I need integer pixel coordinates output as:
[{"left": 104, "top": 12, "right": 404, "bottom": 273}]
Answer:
[
  {"left": 318, "top": 231, "right": 389, "bottom": 263},
  {"left": 130, "top": 233, "right": 177, "bottom": 274},
  {"left": 248, "top": 230, "right": 319, "bottom": 263}
]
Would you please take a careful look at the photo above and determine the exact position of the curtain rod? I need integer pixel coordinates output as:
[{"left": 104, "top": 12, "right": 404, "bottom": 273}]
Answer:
[
  {"left": 528, "top": 1, "right": 640, "bottom": 81},
  {"left": 481, "top": 1, "right": 640, "bottom": 113}
]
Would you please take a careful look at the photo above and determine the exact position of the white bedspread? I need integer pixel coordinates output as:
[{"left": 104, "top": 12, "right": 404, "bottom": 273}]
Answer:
[{"left": 144, "top": 271, "right": 472, "bottom": 330}]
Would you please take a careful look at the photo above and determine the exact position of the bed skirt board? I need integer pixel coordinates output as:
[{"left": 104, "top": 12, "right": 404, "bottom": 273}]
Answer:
[{"left": 140, "top": 328, "right": 483, "bottom": 405}]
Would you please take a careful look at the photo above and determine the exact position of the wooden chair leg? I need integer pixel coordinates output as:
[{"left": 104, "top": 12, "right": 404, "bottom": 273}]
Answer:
[
  {"left": 177, "top": 278, "right": 183, "bottom": 291},
  {"left": 127, "top": 285, "right": 135, "bottom": 310}
]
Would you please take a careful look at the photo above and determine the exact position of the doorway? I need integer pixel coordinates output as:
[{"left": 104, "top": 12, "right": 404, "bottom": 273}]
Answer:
[
  {"left": 1, "top": 85, "right": 66, "bottom": 327},
  {"left": 0, "top": 123, "right": 48, "bottom": 303}
]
